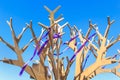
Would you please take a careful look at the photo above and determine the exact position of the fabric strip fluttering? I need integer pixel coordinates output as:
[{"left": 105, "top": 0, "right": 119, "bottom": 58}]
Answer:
[
  {"left": 19, "top": 30, "right": 62, "bottom": 76},
  {"left": 70, "top": 33, "right": 96, "bottom": 62}
]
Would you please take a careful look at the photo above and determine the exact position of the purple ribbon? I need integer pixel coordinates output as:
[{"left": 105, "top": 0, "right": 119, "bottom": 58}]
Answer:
[
  {"left": 82, "top": 54, "right": 90, "bottom": 70},
  {"left": 19, "top": 41, "right": 39, "bottom": 76},
  {"left": 19, "top": 31, "right": 62, "bottom": 76},
  {"left": 70, "top": 33, "right": 96, "bottom": 62},
  {"left": 19, "top": 30, "right": 50, "bottom": 76},
  {"left": 19, "top": 61, "right": 30, "bottom": 76},
  {"left": 112, "top": 54, "right": 119, "bottom": 59},
  {"left": 41, "top": 31, "right": 50, "bottom": 39},
  {"left": 63, "top": 35, "right": 79, "bottom": 44},
  {"left": 54, "top": 39, "right": 81, "bottom": 56},
  {"left": 102, "top": 66, "right": 106, "bottom": 69},
  {"left": 38, "top": 33, "right": 62, "bottom": 56},
  {"left": 54, "top": 34, "right": 79, "bottom": 56},
  {"left": 54, "top": 47, "right": 70, "bottom": 56},
  {"left": 53, "top": 33, "right": 61, "bottom": 39},
  {"left": 37, "top": 40, "right": 49, "bottom": 56}
]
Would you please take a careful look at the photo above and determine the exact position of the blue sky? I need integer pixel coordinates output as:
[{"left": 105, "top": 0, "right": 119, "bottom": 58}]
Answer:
[{"left": 0, "top": 0, "right": 120, "bottom": 80}]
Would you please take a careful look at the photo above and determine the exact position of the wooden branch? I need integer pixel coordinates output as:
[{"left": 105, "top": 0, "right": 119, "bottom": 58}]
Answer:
[
  {"left": 38, "top": 28, "right": 46, "bottom": 41},
  {"left": 48, "top": 51, "right": 58, "bottom": 80},
  {"left": 54, "top": 17, "right": 64, "bottom": 23},
  {"left": 83, "top": 36, "right": 97, "bottom": 59},
  {"left": 67, "top": 39, "right": 77, "bottom": 51},
  {"left": 73, "top": 25, "right": 79, "bottom": 33},
  {"left": 1, "top": 58, "right": 38, "bottom": 79},
  {"left": 101, "top": 58, "right": 118, "bottom": 65},
  {"left": 88, "top": 39, "right": 99, "bottom": 51},
  {"left": 39, "top": 42, "right": 50, "bottom": 65},
  {"left": 79, "top": 17, "right": 119, "bottom": 80},
  {"left": 88, "top": 68, "right": 112, "bottom": 79},
  {"left": 38, "top": 22, "right": 48, "bottom": 30},
  {"left": 17, "top": 25, "right": 29, "bottom": 43},
  {"left": 106, "top": 35, "right": 120, "bottom": 49},
  {"left": 58, "top": 22, "right": 68, "bottom": 33},
  {"left": 1, "top": 58, "right": 20, "bottom": 66},
  {"left": 109, "top": 36, "right": 114, "bottom": 43},
  {"left": 73, "top": 24, "right": 96, "bottom": 80},
  {"left": 112, "top": 64, "right": 120, "bottom": 77},
  {"left": 92, "top": 25, "right": 103, "bottom": 41},
  {"left": 44, "top": 5, "right": 61, "bottom": 25},
  {"left": 80, "top": 51, "right": 118, "bottom": 80},
  {"left": 60, "top": 57, "right": 65, "bottom": 77},
  {"left": 6, "top": 18, "right": 16, "bottom": 41},
  {"left": 56, "top": 38, "right": 61, "bottom": 80},
  {"left": 67, "top": 24, "right": 74, "bottom": 36},
  {"left": 53, "top": 5, "right": 61, "bottom": 13},
  {"left": 0, "top": 37, "right": 15, "bottom": 51},
  {"left": 21, "top": 38, "right": 34, "bottom": 52},
  {"left": 6, "top": 18, "right": 18, "bottom": 47},
  {"left": 88, "top": 61, "right": 120, "bottom": 79},
  {"left": 44, "top": 6, "right": 52, "bottom": 13},
  {"left": 28, "top": 20, "right": 48, "bottom": 69},
  {"left": 85, "top": 20, "right": 93, "bottom": 38},
  {"left": 89, "top": 47, "right": 97, "bottom": 58},
  {"left": 28, "top": 21, "right": 39, "bottom": 45},
  {"left": 32, "top": 63, "right": 48, "bottom": 80},
  {"left": 1, "top": 18, "right": 44, "bottom": 79},
  {"left": 55, "top": 14, "right": 63, "bottom": 21},
  {"left": 74, "top": 34, "right": 96, "bottom": 80},
  {"left": 64, "top": 57, "right": 74, "bottom": 80},
  {"left": 104, "top": 17, "right": 115, "bottom": 38}
]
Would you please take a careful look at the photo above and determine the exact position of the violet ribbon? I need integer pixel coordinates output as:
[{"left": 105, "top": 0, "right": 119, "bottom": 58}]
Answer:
[
  {"left": 19, "top": 63, "right": 28, "bottom": 76},
  {"left": 82, "top": 54, "right": 90, "bottom": 70},
  {"left": 54, "top": 41, "right": 80, "bottom": 56},
  {"left": 53, "top": 33, "right": 61, "bottom": 39},
  {"left": 37, "top": 32, "right": 63, "bottom": 56},
  {"left": 38, "top": 32, "right": 62, "bottom": 56},
  {"left": 102, "top": 66, "right": 106, "bottom": 69},
  {"left": 54, "top": 34, "right": 79, "bottom": 56},
  {"left": 37, "top": 40, "right": 49, "bottom": 56},
  {"left": 19, "top": 41, "right": 39, "bottom": 76},
  {"left": 63, "top": 35, "right": 79, "bottom": 44},
  {"left": 70, "top": 33, "right": 96, "bottom": 62},
  {"left": 112, "top": 54, "right": 119, "bottom": 59},
  {"left": 54, "top": 47, "right": 70, "bottom": 56},
  {"left": 41, "top": 31, "right": 50, "bottom": 39},
  {"left": 69, "top": 35, "right": 79, "bottom": 43},
  {"left": 19, "top": 31, "right": 73, "bottom": 76},
  {"left": 19, "top": 30, "right": 50, "bottom": 76}
]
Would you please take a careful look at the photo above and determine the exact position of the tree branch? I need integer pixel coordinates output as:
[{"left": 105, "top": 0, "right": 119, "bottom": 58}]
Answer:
[
  {"left": 6, "top": 18, "right": 18, "bottom": 47},
  {"left": 0, "top": 37, "right": 15, "bottom": 51},
  {"left": 21, "top": 38, "right": 34, "bottom": 52},
  {"left": 17, "top": 25, "right": 29, "bottom": 42},
  {"left": 44, "top": 6, "right": 52, "bottom": 13},
  {"left": 38, "top": 22, "right": 48, "bottom": 30},
  {"left": 106, "top": 35, "right": 120, "bottom": 49},
  {"left": 104, "top": 17, "right": 115, "bottom": 38},
  {"left": 85, "top": 20, "right": 93, "bottom": 38},
  {"left": 53, "top": 5, "right": 61, "bottom": 13}
]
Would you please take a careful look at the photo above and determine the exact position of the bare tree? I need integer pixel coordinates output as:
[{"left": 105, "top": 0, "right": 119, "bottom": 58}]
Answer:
[{"left": 0, "top": 6, "right": 120, "bottom": 80}]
